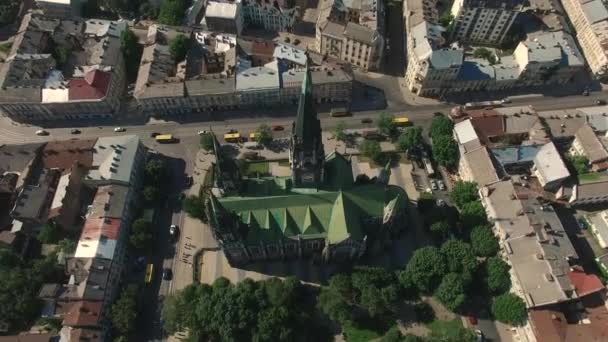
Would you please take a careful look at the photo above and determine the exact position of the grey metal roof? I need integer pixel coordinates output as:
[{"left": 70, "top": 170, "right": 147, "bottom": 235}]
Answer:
[
  {"left": 429, "top": 49, "right": 463, "bottom": 69},
  {"left": 322, "top": 21, "right": 346, "bottom": 39},
  {"left": 236, "top": 66, "right": 279, "bottom": 91},
  {"left": 343, "top": 22, "right": 375, "bottom": 44},
  {"left": 459, "top": 59, "right": 495, "bottom": 81},
  {"left": 493, "top": 56, "right": 520, "bottom": 81},
  {"left": 582, "top": 0, "right": 608, "bottom": 24},
  {"left": 186, "top": 75, "right": 236, "bottom": 96}
]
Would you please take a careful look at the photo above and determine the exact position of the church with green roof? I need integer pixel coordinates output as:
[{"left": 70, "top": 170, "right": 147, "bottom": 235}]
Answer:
[{"left": 205, "top": 62, "right": 407, "bottom": 265}]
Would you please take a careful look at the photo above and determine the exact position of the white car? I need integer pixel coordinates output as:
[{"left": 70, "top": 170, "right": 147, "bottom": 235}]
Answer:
[
  {"left": 114, "top": 127, "right": 125, "bottom": 132},
  {"left": 197, "top": 130, "right": 208, "bottom": 135},
  {"left": 169, "top": 224, "right": 179, "bottom": 237}
]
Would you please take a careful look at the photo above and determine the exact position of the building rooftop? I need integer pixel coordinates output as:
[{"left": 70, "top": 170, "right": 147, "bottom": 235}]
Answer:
[
  {"left": 581, "top": 0, "right": 608, "bottom": 24},
  {"left": 62, "top": 300, "right": 103, "bottom": 327},
  {"left": 62, "top": 257, "right": 111, "bottom": 301},
  {"left": 87, "top": 184, "right": 129, "bottom": 219},
  {"left": 579, "top": 105, "right": 608, "bottom": 131},
  {"left": 42, "top": 138, "right": 96, "bottom": 173},
  {"left": 538, "top": 109, "right": 587, "bottom": 138},
  {"left": 462, "top": 147, "right": 500, "bottom": 186},
  {"left": 575, "top": 124, "right": 608, "bottom": 163},
  {"left": 343, "top": 22, "right": 377, "bottom": 44},
  {"left": 460, "top": 59, "right": 495, "bottom": 81},
  {"left": 74, "top": 217, "right": 121, "bottom": 260},
  {"left": 273, "top": 43, "right": 307, "bottom": 66},
  {"left": 11, "top": 168, "right": 61, "bottom": 222},
  {"left": 205, "top": 1, "right": 240, "bottom": 19},
  {"left": 533, "top": 142, "right": 570, "bottom": 185},
  {"left": 86, "top": 135, "right": 141, "bottom": 185},
  {"left": 236, "top": 66, "right": 279, "bottom": 91},
  {"left": 429, "top": 49, "right": 463, "bottom": 69}
]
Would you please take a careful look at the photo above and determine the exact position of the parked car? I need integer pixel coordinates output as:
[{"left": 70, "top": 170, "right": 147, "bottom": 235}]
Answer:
[
  {"left": 361, "top": 118, "right": 373, "bottom": 124},
  {"left": 596, "top": 99, "right": 606, "bottom": 105},
  {"left": 583, "top": 89, "right": 590, "bottom": 96},
  {"left": 197, "top": 130, "right": 208, "bottom": 135},
  {"left": 150, "top": 132, "right": 160, "bottom": 138},
  {"left": 226, "top": 129, "right": 237, "bottom": 134},
  {"left": 467, "top": 315, "right": 478, "bottom": 325},
  {"left": 475, "top": 329, "right": 484, "bottom": 342},
  {"left": 70, "top": 129, "right": 81, "bottom": 134},
  {"left": 114, "top": 127, "right": 125, "bottom": 132},
  {"left": 430, "top": 179, "right": 438, "bottom": 190},
  {"left": 438, "top": 180, "right": 446, "bottom": 191},
  {"left": 272, "top": 125, "right": 284, "bottom": 131},
  {"left": 162, "top": 268, "right": 173, "bottom": 280},
  {"left": 35, "top": 130, "right": 49, "bottom": 136},
  {"left": 169, "top": 224, "right": 179, "bottom": 238},
  {"left": 185, "top": 176, "right": 193, "bottom": 187}
]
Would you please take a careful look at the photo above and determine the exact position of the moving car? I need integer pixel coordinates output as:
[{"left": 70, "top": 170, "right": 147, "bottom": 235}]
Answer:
[
  {"left": 150, "top": 132, "right": 160, "bottom": 138},
  {"left": 169, "top": 224, "right": 179, "bottom": 238},
  {"left": 361, "top": 118, "right": 373, "bottom": 124},
  {"left": 162, "top": 268, "right": 173, "bottom": 281},
  {"left": 70, "top": 129, "right": 81, "bottom": 134},
  {"left": 197, "top": 130, "right": 208, "bottom": 135},
  {"left": 35, "top": 130, "right": 49, "bottom": 136},
  {"left": 114, "top": 127, "right": 125, "bottom": 132},
  {"left": 272, "top": 125, "right": 284, "bottom": 131}
]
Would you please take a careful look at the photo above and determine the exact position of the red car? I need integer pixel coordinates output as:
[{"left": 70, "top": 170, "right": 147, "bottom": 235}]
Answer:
[
  {"left": 467, "top": 315, "right": 478, "bottom": 325},
  {"left": 272, "top": 125, "right": 284, "bottom": 131}
]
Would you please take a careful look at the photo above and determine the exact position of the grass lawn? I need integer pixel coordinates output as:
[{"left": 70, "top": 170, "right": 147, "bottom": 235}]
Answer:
[
  {"left": 342, "top": 324, "right": 382, "bottom": 342},
  {"left": 278, "top": 160, "right": 290, "bottom": 167},
  {"left": 578, "top": 172, "right": 606, "bottom": 183},
  {"left": 0, "top": 42, "right": 12, "bottom": 53},
  {"left": 428, "top": 318, "right": 465, "bottom": 337},
  {"left": 245, "top": 161, "right": 270, "bottom": 176}
]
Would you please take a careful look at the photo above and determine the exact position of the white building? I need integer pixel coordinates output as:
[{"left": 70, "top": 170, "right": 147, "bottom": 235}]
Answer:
[
  {"left": 586, "top": 211, "right": 608, "bottom": 248},
  {"left": 243, "top": 0, "right": 298, "bottom": 31},
  {"left": 450, "top": 0, "right": 525, "bottom": 46},
  {"left": 202, "top": 1, "right": 244, "bottom": 35},
  {"left": 532, "top": 142, "right": 570, "bottom": 190}
]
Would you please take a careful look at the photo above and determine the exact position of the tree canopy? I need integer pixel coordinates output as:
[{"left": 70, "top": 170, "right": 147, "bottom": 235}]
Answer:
[
  {"left": 163, "top": 277, "right": 330, "bottom": 341},
  {"left": 56, "top": 238, "right": 76, "bottom": 254},
  {"left": 435, "top": 273, "right": 466, "bottom": 312},
  {"left": 145, "top": 159, "right": 167, "bottom": 185},
  {"left": 120, "top": 29, "right": 143, "bottom": 81},
  {"left": 111, "top": 285, "right": 139, "bottom": 337},
  {"left": 169, "top": 34, "right": 191, "bottom": 62},
  {"left": 38, "top": 221, "right": 61, "bottom": 244},
  {"left": 130, "top": 219, "right": 153, "bottom": 250},
  {"left": 470, "top": 225, "right": 499, "bottom": 257},
  {"left": 397, "top": 127, "right": 423, "bottom": 152},
  {"left": 440, "top": 240, "right": 478, "bottom": 284},
  {"left": 376, "top": 112, "right": 396, "bottom": 136},
  {"left": 333, "top": 121, "right": 347, "bottom": 142},
  {"left": 432, "top": 135, "right": 459, "bottom": 167},
  {"left": 359, "top": 139, "right": 385, "bottom": 165},
  {"left": 460, "top": 201, "right": 488, "bottom": 230},
  {"left": 402, "top": 246, "right": 446, "bottom": 293},
  {"left": 567, "top": 155, "right": 589, "bottom": 175},
  {"left": 491, "top": 293, "right": 527, "bottom": 326},
  {"left": 430, "top": 220, "right": 451, "bottom": 241},
  {"left": 183, "top": 195, "right": 207, "bottom": 221},
  {"left": 0, "top": 0, "right": 19, "bottom": 26},
  {"left": 200, "top": 133, "right": 215, "bottom": 151},
  {"left": 255, "top": 124, "right": 273, "bottom": 146},
  {"left": 473, "top": 47, "right": 497, "bottom": 64},
  {"left": 449, "top": 181, "right": 479, "bottom": 208},
  {"left": 429, "top": 116, "right": 454, "bottom": 141},
  {"left": 486, "top": 257, "right": 511, "bottom": 295},
  {"left": 52, "top": 46, "right": 70, "bottom": 67},
  {"left": 158, "top": 0, "right": 187, "bottom": 26}
]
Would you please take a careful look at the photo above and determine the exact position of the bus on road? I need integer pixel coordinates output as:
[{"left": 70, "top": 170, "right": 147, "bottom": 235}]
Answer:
[
  {"left": 155, "top": 134, "right": 175, "bottom": 143},
  {"left": 330, "top": 108, "right": 350, "bottom": 117},
  {"left": 393, "top": 117, "right": 410, "bottom": 126},
  {"left": 145, "top": 264, "right": 154, "bottom": 284},
  {"left": 224, "top": 133, "right": 241, "bottom": 143}
]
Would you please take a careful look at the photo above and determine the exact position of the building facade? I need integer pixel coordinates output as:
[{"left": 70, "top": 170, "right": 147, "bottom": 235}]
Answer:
[
  {"left": 205, "top": 63, "right": 406, "bottom": 265},
  {"left": 450, "top": 0, "right": 524, "bottom": 46},
  {"left": 242, "top": 0, "right": 298, "bottom": 31}
]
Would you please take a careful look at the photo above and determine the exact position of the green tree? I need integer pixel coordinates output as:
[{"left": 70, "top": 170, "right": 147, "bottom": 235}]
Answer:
[
  {"left": 439, "top": 12, "right": 454, "bottom": 27},
  {"left": 397, "top": 126, "right": 423, "bottom": 151},
  {"left": 434, "top": 273, "right": 466, "bottom": 312},
  {"left": 145, "top": 159, "right": 167, "bottom": 184},
  {"left": 142, "top": 185, "right": 160, "bottom": 203},
  {"left": 56, "top": 238, "right": 76, "bottom": 254},
  {"left": 158, "top": 0, "right": 187, "bottom": 25},
  {"left": 255, "top": 124, "right": 273, "bottom": 146},
  {"left": 470, "top": 225, "right": 499, "bottom": 257},
  {"left": 567, "top": 155, "right": 588, "bottom": 175},
  {"left": 460, "top": 201, "right": 487, "bottom": 229},
  {"left": 449, "top": 181, "right": 479, "bottom": 208},
  {"left": 183, "top": 195, "right": 206, "bottom": 221},
  {"left": 333, "top": 121, "right": 347, "bottom": 142},
  {"left": 0, "top": 0, "right": 20, "bottom": 26},
  {"left": 111, "top": 285, "right": 139, "bottom": 336},
  {"left": 169, "top": 34, "right": 190, "bottom": 62},
  {"left": 376, "top": 112, "right": 396, "bottom": 136},
  {"left": 200, "top": 133, "right": 215, "bottom": 151},
  {"left": 429, "top": 116, "right": 454, "bottom": 140},
  {"left": 491, "top": 293, "right": 527, "bottom": 326},
  {"left": 473, "top": 47, "right": 497, "bottom": 64},
  {"left": 359, "top": 139, "right": 384, "bottom": 164},
  {"left": 403, "top": 246, "right": 446, "bottom": 293},
  {"left": 440, "top": 240, "right": 478, "bottom": 283},
  {"left": 130, "top": 219, "right": 153, "bottom": 250},
  {"left": 403, "top": 334, "right": 424, "bottom": 342},
  {"left": 430, "top": 220, "right": 450, "bottom": 240},
  {"left": 38, "top": 221, "right": 61, "bottom": 244},
  {"left": 381, "top": 326, "right": 404, "bottom": 342},
  {"left": 120, "top": 29, "right": 143, "bottom": 81},
  {"left": 52, "top": 46, "right": 70, "bottom": 67},
  {"left": 139, "top": 1, "right": 159, "bottom": 19},
  {"left": 486, "top": 257, "right": 511, "bottom": 295},
  {"left": 432, "top": 135, "right": 459, "bottom": 167}
]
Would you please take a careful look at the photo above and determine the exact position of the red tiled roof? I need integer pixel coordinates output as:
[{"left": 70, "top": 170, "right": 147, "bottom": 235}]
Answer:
[
  {"left": 471, "top": 115, "right": 505, "bottom": 143},
  {"left": 81, "top": 217, "right": 121, "bottom": 241},
  {"left": 68, "top": 70, "right": 111, "bottom": 101},
  {"left": 529, "top": 309, "right": 567, "bottom": 342},
  {"left": 69, "top": 328, "right": 101, "bottom": 342},
  {"left": 62, "top": 300, "right": 103, "bottom": 327},
  {"left": 567, "top": 267, "right": 604, "bottom": 298},
  {"left": 251, "top": 40, "right": 275, "bottom": 56}
]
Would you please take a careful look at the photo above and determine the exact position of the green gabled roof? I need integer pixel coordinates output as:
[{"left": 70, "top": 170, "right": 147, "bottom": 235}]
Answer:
[
  {"left": 293, "top": 61, "right": 321, "bottom": 149},
  {"left": 327, "top": 192, "right": 362, "bottom": 244},
  {"left": 324, "top": 151, "right": 354, "bottom": 189},
  {"left": 281, "top": 208, "right": 300, "bottom": 237},
  {"left": 302, "top": 206, "right": 324, "bottom": 235}
]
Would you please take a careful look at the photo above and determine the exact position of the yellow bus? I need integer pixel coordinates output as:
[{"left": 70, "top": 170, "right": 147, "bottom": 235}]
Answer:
[
  {"left": 330, "top": 107, "right": 350, "bottom": 117},
  {"left": 393, "top": 117, "right": 410, "bottom": 126},
  {"left": 224, "top": 133, "right": 241, "bottom": 143},
  {"left": 145, "top": 264, "right": 154, "bottom": 284},
  {"left": 155, "top": 134, "right": 175, "bottom": 143},
  {"left": 249, "top": 132, "right": 257, "bottom": 140}
]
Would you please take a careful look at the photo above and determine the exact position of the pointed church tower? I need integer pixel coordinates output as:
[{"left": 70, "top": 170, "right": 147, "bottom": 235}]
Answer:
[{"left": 290, "top": 57, "right": 325, "bottom": 187}]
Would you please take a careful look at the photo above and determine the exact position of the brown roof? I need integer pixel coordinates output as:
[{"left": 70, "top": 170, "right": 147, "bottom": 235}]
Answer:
[
  {"left": 81, "top": 217, "right": 121, "bottom": 241},
  {"left": 0, "top": 333, "right": 57, "bottom": 342},
  {"left": 470, "top": 115, "right": 505, "bottom": 143},
  {"left": 62, "top": 300, "right": 103, "bottom": 327},
  {"left": 567, "top": 267, "right": 604, "bottom": 298},
  {"left": 574, "top": 124, "right": 608, "bottom": 163},
  {"left": 42, "top": 139, "right": 96, "bottom": 174},
  {"left": 68, "top": 328, "right": 101, "bottom": 342}
]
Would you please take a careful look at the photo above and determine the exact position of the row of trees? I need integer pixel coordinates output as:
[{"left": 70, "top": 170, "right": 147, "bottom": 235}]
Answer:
[
  {"left": 111, "top": 285, "right": 139, "bottom": 340},
  {"left": 162, "top": 277, "right": 331, "bottom": 341},
  {"left": 120, "top": 29, "right": 143, "bottom": 82},
  {"left": 429, "top": 116, "right": 458, "bottom": 167}
]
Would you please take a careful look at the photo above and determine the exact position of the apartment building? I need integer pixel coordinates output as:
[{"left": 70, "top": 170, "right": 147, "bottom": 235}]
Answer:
[
  {"left": 35, "top": 0, "right": 81, "bottom": 17},
  {"left": 316, "top": 0, "right": 385, "bottom": 71},
  {"left": 135, "top": 26, "right": 353, "bottom": 116},
  {"left": 0, "top": 14, "right": 127, "bottom": 122},
  {"left": 450, "top": 0, "right": 525, "bottom": 46},
  {"left": 560, "top": 0, "right": 608, "bottom": 80},
  {"left": 571, "top": 123, "right": 608, "bottom": 171},
  {"left": 202, "top": 1, "right": 245, "bottom": 35},
  {"left": 243, "top": 0, "right": 299, "bottom": 31}
]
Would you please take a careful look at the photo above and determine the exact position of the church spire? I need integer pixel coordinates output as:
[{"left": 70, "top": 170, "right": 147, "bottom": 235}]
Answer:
[{"left": 294, "top": 58, "right": 321, "bottom": 146}]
